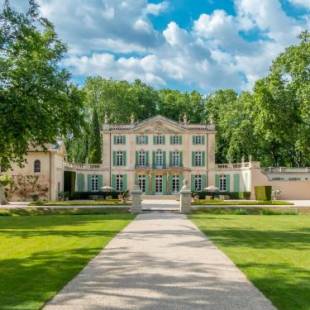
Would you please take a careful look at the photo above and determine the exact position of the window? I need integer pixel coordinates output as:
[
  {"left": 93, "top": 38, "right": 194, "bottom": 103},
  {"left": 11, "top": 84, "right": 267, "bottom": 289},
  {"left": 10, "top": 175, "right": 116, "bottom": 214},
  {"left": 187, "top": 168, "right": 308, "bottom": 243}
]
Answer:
[
  {"left": 193, "top": 152, "right": 203, "bottom": 166},
  {"left": 171, "top": 135, "right": 182, "bottom": 145},
  {"left": 219, "top": 175, "right": 226, "bottom": 191},
  {"left": 91, "top": 175, "right": 99, "bottom": 192},
  {"left": 154, "top": 135, "right": 165, "bottom": 145},
  {"left": 116, "top": 175, "right": 123, "bottom": 191},
  {"left": 194, "top": 175, "right": 202, "bottom": 191},
  {"left": 172, "top": 175, "right": 180, "bottom": 193},
  {"left": 115, "top": 151, "right": 126, "bottom": 166},
  {"left": 192, "top": 135, "right": 205, "bottom": 145},
  {"left": 34, "top": 160, "right": 41, "bottom": 173},
  {"left": 138, "top": 175, "right": 146, "bottom": 193},
  {"left": 155, "top": 150, "right": 164, "bottom": 167},
  {"left": 171, "top": 151, "right": 181, "bottom": 167},
  {"left": 136, "top": 135, "right": 148, "bottom": 144},
  {"left": 137, "top": 151, "right": 147, "bottom": 166},
  {"left": 114, "top": 135, "right": 126, "bottom": 144}
]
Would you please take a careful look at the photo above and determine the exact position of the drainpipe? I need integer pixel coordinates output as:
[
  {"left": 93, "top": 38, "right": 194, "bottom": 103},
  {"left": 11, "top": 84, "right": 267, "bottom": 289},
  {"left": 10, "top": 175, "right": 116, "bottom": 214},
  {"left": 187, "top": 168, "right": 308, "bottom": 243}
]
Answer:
[{"left": 109, "top": 130, "right": 112, "bottom": 186}]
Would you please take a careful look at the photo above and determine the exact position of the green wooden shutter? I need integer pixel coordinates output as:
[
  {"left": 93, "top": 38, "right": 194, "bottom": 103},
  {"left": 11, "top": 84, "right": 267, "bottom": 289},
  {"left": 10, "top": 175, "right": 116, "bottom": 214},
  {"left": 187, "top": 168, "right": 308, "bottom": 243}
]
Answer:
[
  {"left": 202, "top": 174, "right": 207, "bottom": 190},
  {"left": 163, "top": 136, "right": 165, "bottom": 144},
  {"left": 135, "top": 174, "right": 138, "bottom": 186},
  {"left": 179, "top": 136, "right": 182, "bottom": 144},
  {"left": 192, "top": 136, "right": 195, "bottom": 144},
  {"left": 123, "top": 151, "right": 126, "bottom": 166},
  {"left": 135, "top": 151, "right": 138, "bottom": 166},
  {"left": 202, "top": 136, "right": 205, "bottom": 145},
  {"left": 169, "top": 151, "right": 172, "bottom": 167},
  {"left": 163, "top": 151, "right": 166, "bottom": 168},
  {"left": 179, "top": 175, "right": 184, "bottom": 192},
  {"left": 136, "top": 136, "right": 139, "bottom": 144},
  {"left": 98, "top": 175, "right": 103, "bottom": 190},
  {"left": 113, "top": 151, "right": 116, "bottom": 166},
  {"left": 112, "top": 175, "right": 116, "bottom": 190},
  {"left": 226, "top": 175, "right": 231, "bottom": 192},
  {"left": 233, "top": 174, "right": 240, "bottom": 192},
  {"left": 152, "top": 151, "right": 155, "bottom": 168},
  {"left": 77, "top": 174, "right": 85, "bottom": 192},
  {"left": 215, "top": 175, "right": 220, "bottom": 189},
  {"left": 146, "top": 151, "right": 149, "bottom": 166},
  {"left": 87, "top": 175, "right": 92, "bottom": 191},
  {"left": 123, "top": 136, "right": 126, "bottom": 144},
  {"left": 123, "top": 174, "right": 127, "bottom": 191},
  {"left": 191, "top": 175, "right": 195, "bottom": 191},
  {"left": 180, "top": 152, "right": 183, "bottom": 167},
  {"left": 192, "top": 152, "right": 195, "bottom": 166},
  {"left": 113, "top": 136, "right": 116, "bottom": 144},
  {"left": 168, "top": 175, "right": 173, "bottom": 194},
  {"left": 145, "top": 176, "right": 150, "bottom": 194},
  {"left": 202, "top": 152, "right": 206, "bottom": 167},
  {"left": 145, "top": 136, "right": 148, "bottom": 144},
  {"left": 153, "top": 136, "right": 156, "bottom": 144},
  {"left": 170, "top": 136, "right": 173, "bottom": 144},
  {"left": 151, "top": 175, "right": 156, "bottom": 194},
  {"left": 163, "top": 175, "right": 167, "bottom": 194}
]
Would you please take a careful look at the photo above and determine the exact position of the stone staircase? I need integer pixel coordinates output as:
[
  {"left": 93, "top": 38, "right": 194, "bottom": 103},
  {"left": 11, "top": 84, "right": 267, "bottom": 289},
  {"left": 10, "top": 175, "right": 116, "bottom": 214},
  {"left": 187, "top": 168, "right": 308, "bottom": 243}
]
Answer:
[{"left": 142, "top": 194, "right": 179, "bottom": 200}]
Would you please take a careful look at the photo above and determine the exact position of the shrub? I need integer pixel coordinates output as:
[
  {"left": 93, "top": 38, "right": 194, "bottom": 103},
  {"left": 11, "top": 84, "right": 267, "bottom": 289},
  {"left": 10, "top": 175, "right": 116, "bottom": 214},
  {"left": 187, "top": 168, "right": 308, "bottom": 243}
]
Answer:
[
  {"left": 70, "top": 191, "right": 121, "bottom": 200},
  {"left": 255, "top": 186, "right": 272, "bottom": 201}
]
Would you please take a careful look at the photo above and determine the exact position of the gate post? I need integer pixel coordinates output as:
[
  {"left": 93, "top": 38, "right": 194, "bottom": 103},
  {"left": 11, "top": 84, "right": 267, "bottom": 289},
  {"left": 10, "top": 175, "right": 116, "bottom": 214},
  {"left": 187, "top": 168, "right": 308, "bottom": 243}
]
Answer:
[
  {"left": 131, "top": 184, "right": 142, "bottom": 214},
  {"left": 179, "top": 179, "right": 191, "bottom": 214}
]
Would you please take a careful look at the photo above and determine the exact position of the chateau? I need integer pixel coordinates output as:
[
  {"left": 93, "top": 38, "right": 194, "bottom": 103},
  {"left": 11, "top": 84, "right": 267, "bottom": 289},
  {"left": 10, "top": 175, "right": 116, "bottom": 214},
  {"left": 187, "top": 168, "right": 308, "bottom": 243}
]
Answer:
[{"left": 6, "top": 115, "right": 310, "bottom": 201}]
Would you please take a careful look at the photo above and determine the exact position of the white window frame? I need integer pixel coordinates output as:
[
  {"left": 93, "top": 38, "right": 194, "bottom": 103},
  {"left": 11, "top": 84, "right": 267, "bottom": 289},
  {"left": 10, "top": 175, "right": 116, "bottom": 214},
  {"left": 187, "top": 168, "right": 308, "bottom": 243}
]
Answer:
[
  {"left": 138, "top": 151, "right": 147, "bottom": 166},
  {"left": 193, "top": 135, "right": 203, "bottom": 144},
  {"left": 116, "top": 151, "right": 124, "bottom": 166},
  {"left": 171, "top": 151, "right": 180, "bottom": 166},
  {"left": 155, "top": 175, "right": 163, "bottom": 194},
  {"left": 116, "top": 175, "right": 123, "bottom": 191},
  {"left": 137, "top": 135, "right": 148, "bottom": 144},
  {"left": 138, "top": 175, "right": 146, "bottom": 193},
  {"left": 194, "top": 152, "right": 203, "bottom": 166},
  {"left": 194, "top": 175, "right": 202, "bottom": 191},
  {"left": 171, "top": 135, "right": 181, "bottom": 145},
  {"left": 172, "top": 175, "right": 180, "bottom": 193},
  {"left": 155, "top": 150, "right": 164, "bottom": 167},
  {"left": 114, "top": 135, "right": 126, "bottom": 144},
  {"left": 219, "top": 175, "right": 226, "bottom": 191},
  {"left": 154, "top": 135, "right": 165, "bottom": 145},
  {"left": 91, "top": 175, "right": 99, "bottom": 192}
]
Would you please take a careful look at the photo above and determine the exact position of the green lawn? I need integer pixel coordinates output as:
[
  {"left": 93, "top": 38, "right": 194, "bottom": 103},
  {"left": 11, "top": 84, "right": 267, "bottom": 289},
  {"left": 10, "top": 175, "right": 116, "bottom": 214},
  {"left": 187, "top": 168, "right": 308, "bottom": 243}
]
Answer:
[
  {"left": 190, "top": 213, "right": 310, "bottom": 310},
  {"left": 0, "top": 212, "right": 134, "bottom": 310},
  {"left": 192, "top": 199, "right": 292, "bottom": 205}
]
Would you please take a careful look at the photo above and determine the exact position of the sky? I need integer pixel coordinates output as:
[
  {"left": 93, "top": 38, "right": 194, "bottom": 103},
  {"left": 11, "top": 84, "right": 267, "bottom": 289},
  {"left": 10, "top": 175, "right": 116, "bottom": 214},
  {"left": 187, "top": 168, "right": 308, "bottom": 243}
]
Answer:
[{"left": 3, "top": 0, "right": 310, "bottom": 93}]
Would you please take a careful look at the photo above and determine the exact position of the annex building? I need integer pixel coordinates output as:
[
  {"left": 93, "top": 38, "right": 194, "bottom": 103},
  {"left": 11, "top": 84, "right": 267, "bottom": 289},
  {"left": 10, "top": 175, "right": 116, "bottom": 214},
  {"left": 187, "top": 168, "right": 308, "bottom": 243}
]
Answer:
[{"left": 5, "top": 115, "right": 310, "bottom": 201}]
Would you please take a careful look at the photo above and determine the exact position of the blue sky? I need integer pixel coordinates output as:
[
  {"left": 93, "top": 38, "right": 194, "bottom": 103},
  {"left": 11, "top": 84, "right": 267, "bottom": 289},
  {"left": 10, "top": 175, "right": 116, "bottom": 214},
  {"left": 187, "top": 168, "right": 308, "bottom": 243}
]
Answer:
[{"left": 4, "top": 0, "right": 310, "bottom": 93}]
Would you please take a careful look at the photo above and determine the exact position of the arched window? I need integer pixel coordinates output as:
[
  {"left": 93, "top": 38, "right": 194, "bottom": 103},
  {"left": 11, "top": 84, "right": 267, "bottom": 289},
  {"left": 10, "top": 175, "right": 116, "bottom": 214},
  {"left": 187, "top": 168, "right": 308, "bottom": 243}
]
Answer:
[{"left": 34, "top": 160, "right": 41, "bottom": 173}]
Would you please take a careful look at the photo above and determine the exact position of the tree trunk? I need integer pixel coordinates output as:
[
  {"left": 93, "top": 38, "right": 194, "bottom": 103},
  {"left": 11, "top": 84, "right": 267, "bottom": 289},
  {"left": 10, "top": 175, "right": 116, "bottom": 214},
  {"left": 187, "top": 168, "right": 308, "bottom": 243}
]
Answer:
[{"left": 0, "top": 184, "right": 8, "bottom": 205}]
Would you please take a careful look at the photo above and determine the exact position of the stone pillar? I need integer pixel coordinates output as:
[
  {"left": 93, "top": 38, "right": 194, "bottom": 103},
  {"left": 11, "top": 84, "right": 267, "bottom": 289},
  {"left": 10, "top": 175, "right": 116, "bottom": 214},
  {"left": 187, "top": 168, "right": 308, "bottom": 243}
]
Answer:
[
  {"left": 179, "top": 179, "right": 192, "bottom": 214},
  {"left": 131, "top": 184, "right": 142, "bottom": 214}
]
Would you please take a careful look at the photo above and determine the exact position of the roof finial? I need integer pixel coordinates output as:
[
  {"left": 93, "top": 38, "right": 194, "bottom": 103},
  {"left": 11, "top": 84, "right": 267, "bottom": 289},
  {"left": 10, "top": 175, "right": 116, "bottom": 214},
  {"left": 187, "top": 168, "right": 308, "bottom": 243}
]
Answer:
[
  {"left": 104, "top": 113, "right": 109, "bottom": 124},
  {"left": 130, "top": 113, "right": 135, "bottom": 124},
  {"left": 183, "top": 113, "right": 188, "bottom": 125}
]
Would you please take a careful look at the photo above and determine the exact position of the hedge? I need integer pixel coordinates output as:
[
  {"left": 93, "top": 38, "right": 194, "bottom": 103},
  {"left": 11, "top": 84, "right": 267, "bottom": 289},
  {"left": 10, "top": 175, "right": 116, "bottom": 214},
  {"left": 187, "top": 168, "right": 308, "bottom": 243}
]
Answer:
[
  {"left": 255, "top": 186, "right": 272, "bottom": 201},
  {"left": 192, "top": 191, "right": 251, "bottom": 200},
  {"left": 69, "top": 191, "right": 121, "bottom": 200}
]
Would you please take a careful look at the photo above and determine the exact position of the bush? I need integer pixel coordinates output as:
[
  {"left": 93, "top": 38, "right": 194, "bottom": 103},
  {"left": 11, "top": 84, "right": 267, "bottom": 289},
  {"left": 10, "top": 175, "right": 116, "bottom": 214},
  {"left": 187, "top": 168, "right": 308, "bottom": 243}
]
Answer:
[
  {"left": 255, "top": 186, "right": 272, "bottom": 201},
  {"left": 69, "top": 191, "right": 121, "bottom": 200},
  {"left": 192, "top": 191, "right": 251, "bottom": 200}
]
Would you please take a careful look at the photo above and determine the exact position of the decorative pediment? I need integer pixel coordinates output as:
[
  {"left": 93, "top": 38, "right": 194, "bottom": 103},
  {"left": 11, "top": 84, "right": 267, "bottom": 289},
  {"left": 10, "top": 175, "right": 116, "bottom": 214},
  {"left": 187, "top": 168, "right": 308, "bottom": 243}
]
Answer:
[{"left": 133, "top": 115, "right": 185, "bottom": 134}]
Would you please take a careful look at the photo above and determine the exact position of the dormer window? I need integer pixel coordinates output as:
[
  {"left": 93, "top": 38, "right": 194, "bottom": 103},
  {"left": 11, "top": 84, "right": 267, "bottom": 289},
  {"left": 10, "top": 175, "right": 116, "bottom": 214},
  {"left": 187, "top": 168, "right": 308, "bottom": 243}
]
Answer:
[{"left": 34, "top": 160, "right": 41, "bottom": 173}]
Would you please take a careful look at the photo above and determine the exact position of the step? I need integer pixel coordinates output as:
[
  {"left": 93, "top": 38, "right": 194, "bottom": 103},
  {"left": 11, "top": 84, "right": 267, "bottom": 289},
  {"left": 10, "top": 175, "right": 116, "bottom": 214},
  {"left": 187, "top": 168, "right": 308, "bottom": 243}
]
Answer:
[{"left": 142, "top": 194, "right": 179, "bottom": 200}]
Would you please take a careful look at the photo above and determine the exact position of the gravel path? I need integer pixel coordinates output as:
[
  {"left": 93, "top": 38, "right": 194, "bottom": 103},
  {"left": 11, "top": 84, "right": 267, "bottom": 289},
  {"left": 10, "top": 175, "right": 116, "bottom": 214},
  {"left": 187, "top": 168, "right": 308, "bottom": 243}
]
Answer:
[{"left": 44, "top": 212, "right": 275, "bottom": 310}]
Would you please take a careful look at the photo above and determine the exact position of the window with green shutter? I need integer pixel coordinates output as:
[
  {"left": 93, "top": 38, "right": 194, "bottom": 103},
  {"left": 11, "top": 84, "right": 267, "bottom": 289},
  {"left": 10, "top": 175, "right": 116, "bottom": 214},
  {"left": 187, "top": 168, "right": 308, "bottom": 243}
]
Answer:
[
  {"left": 114, "top": 135, "right": 126, "bottom": 144},
  {"left": 77, "top": 174, "right": 85, "bottom": 192},
  {"left": 233, "top": 174, "right": 240, "bottom": 192},
  {"left": 192, "top": 135, "right": 205, "bottom": 145}
]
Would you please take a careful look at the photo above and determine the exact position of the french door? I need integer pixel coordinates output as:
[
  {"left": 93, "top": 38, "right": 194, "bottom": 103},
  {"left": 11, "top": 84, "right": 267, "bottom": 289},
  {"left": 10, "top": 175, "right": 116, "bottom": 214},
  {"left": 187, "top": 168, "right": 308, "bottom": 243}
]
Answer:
[{"left": 155, "top": 176, "right": 163, "bottom": 194}]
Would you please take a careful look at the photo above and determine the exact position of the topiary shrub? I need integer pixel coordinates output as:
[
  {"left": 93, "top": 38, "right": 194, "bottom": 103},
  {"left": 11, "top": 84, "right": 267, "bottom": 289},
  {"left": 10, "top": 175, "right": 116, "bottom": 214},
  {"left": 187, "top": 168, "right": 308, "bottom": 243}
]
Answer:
[{"left": 255, "top": 186, "right": 272, "bottom": 201}]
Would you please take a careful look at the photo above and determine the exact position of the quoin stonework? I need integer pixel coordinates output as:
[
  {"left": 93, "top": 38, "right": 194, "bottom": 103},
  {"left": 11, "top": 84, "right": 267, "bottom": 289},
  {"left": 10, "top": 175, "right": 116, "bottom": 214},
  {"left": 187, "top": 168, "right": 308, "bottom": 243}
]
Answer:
[{"left": 4, "top": 115, "right": 310, "bottom": 200}]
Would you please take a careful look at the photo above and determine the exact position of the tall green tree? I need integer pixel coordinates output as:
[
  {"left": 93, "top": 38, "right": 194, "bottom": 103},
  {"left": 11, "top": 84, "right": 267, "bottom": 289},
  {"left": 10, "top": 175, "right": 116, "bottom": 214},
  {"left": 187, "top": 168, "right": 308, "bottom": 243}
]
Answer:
[
  {"left": 0, "top": 0, "right": 84, "bottom": 170},
  {"left": 88, "top": 108, "right": 102, "bottom": 163}
]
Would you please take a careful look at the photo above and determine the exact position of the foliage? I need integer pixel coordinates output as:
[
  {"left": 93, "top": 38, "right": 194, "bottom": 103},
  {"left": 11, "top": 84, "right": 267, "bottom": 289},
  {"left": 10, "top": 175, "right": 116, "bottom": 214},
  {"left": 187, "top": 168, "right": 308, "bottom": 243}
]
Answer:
[
  {"left": 0, "top": 174, "right": 12, "bottom": 186},
  {"left": 0, "top": 213, "right": 133, "bottom": 309},
  {"left": 0, "top": 1, "right": 84, "bottom": 170},
  {"left": 88, "top": 108, "right": 102, "bottom": 163},
  {"left": 191, "top": 214, "right": 310, "bottom": 309},
  {"left": 254, "top": 186, "right": 272, "bottom": 201},
  {"left": 29, "top": 199, "right": 129, "bottom": 206}
]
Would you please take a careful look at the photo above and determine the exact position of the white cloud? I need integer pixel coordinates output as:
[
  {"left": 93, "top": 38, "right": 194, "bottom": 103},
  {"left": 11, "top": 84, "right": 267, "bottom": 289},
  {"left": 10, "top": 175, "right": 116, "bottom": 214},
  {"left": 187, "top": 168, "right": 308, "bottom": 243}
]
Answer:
[{"left": 1, "top": 0, "right": 309, "bottom": 92}]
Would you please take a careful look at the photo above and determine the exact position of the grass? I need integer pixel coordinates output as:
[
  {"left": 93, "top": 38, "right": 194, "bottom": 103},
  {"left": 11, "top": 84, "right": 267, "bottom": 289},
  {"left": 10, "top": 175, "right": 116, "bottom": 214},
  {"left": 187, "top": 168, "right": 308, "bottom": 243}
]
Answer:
[
  {"left": 29, "top": 199, "right": 130, "bottom": 206},
  {"left": 0, "top": 210, "right": 134, "bottom": 309},
  {"left": 192, "top": 199, "right": 293, "bottom": 205},
  {"left": 190, "top": 213, "right": 310, "bottom": 310}
]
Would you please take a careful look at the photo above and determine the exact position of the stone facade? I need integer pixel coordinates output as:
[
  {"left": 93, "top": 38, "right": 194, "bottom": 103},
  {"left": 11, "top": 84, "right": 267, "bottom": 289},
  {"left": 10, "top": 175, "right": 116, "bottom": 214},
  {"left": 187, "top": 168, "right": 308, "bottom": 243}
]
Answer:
[{"left": 2, "top": 115, "right": 310, "bottom": 201}]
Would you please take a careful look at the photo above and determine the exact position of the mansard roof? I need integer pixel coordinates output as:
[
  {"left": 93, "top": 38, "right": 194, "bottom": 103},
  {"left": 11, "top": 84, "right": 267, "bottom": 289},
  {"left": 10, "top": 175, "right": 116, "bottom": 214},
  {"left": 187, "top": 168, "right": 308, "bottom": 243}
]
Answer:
[{"left": 103, "top": 115, "right": 215, "bottom": 132}]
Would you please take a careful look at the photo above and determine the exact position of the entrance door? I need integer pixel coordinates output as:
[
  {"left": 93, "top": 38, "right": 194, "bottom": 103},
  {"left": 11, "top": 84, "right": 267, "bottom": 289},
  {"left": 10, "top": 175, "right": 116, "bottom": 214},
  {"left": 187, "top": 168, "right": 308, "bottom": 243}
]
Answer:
[{"left": 155, "top": 176, "right": 163, "bottom": 194}]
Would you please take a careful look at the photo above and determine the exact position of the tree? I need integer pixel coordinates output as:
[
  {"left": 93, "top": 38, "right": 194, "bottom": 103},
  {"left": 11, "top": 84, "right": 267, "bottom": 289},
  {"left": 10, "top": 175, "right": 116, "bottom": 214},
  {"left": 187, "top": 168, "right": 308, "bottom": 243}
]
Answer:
[
  {"left": 88, "top": 108, "right": 102, "bottom": 163},
  {"left": 0, "top": 1, "right": 84, "bottom": 170}
]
